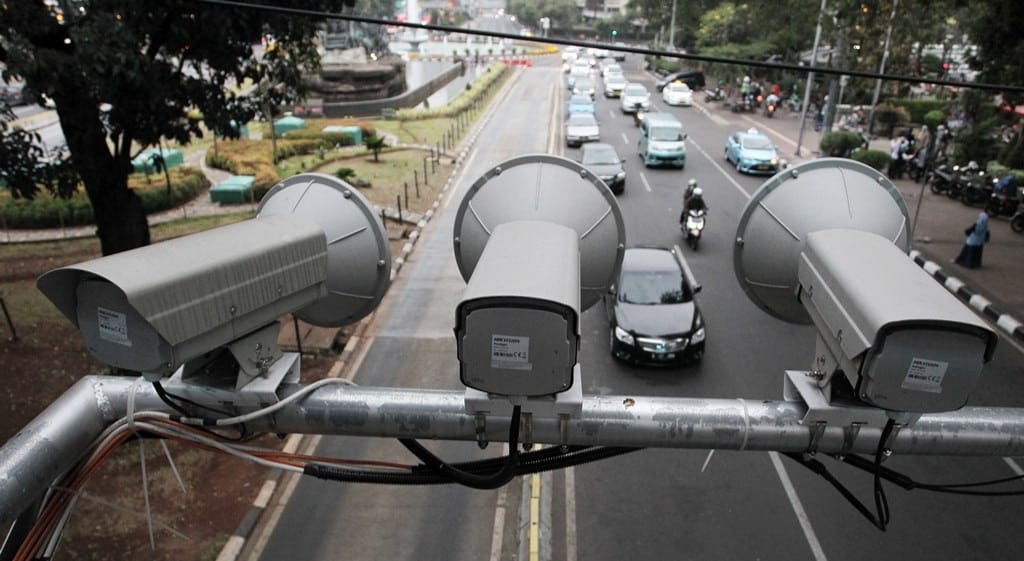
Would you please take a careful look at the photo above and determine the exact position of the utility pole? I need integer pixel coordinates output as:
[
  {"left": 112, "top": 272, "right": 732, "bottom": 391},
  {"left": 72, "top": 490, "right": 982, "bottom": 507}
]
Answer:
[
  {"left": 868, "top": 0, "right": 900, "bottom": 135},
  {"left": 668, "top": 0, "right": 678, "bottom": 50},
  {"left": 795, "top": 0, "right": 828, "bottom": 157}
]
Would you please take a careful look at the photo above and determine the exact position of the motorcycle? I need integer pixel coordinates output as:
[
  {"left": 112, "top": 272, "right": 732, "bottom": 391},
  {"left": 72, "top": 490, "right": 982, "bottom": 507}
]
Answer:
[
  {"left": 960, "top": 172, "right": 995, "bottom": 206},
  {"left": 730, "top": 94, "right": 753, "bottom": 113},
  {"left": 1011, "top": 206, "right": 1024, "bottom": 234},
  {"left": 682, "top": 208, "right": 707, "bottom": 250},
  {"left": 633, "top": 107, "right": 645, "bottom": 127},
  {"left": 704, "top": 87, "right": 726, "bottom": 102},
  {"left": 764, "top": 102, "right": 777, "bottom": 118},
  {"left": 987, "top": 186, "right": 1022, "bottom": 217}
]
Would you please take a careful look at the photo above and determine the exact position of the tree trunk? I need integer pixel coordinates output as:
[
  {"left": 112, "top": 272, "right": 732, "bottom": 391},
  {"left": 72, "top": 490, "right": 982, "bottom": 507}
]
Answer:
[{"left": 53, "top": 82, "right": 150, "bottom": 255}]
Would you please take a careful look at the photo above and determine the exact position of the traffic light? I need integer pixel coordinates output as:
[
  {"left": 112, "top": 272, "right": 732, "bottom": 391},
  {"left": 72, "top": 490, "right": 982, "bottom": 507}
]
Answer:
[{"left": 612, "top": 30, "right": 617, "bottom": 37}]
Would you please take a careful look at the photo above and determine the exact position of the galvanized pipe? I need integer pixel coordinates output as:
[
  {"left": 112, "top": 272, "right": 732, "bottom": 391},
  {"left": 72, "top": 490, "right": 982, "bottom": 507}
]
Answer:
[{"left": 5, "top": 375, "right": 1024, "bottom": 528}]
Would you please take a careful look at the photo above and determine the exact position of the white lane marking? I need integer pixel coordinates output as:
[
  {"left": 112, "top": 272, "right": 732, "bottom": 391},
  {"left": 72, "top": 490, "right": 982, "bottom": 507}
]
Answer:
[
  {"left": 687, "top": 138, "right": 753, "bottom": 201},
  {"left": 693, "top": 101, "right": 730, "bottom": 126},
  {"left": 673, "top": 245, "right": 699, "bottom": 287},
  {"left": 489, "top": 444, "right": 511, "bottom": 561},
  {"left": 565, "top": 467, "right": 578, "bottom": 561},
  {"left": 640, "top": 172, "right": 652, "bottom": 192},
  {"left": 609, "top": 109, "right": 616, "bottom": 120},
  {"left": 1004, "top": 457, "right": 1024, "bottom": 477},
  {"left": 621, "top": 131, "right": 629, "bottom": 146},
  {"left": 769, "top": 452, "right": 829, "bottom": 561}
]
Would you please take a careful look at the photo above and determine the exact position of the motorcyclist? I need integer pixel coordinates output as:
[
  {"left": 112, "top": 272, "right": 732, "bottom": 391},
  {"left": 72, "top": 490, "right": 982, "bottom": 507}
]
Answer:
[{"left": 681, "top": 181, "right": 707, "bottom": 220}]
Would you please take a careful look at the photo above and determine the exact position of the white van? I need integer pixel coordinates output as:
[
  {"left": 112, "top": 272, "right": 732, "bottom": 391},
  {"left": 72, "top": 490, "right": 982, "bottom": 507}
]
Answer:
[{"left": 638, "top": 112, "right": 687, "bottom": 168}]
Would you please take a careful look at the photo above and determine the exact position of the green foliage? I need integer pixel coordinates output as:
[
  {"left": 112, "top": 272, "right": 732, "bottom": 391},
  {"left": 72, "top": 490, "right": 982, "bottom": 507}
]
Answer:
[
  {"left": 986, "top": 161, "right": 1024, "bottom": 185},
  {"left": 997, "top": 128, "right": 1024, "bottom": 170},
  {"left": 365, "top": 134, "right": 387, "bottom": 162},
  {"left": 508, "top": 0, "right": 579, "bottom": 29},
  {"left": 334, "top": 168, "right": 357, "bottom": 181},
  {"left": 961, "top": 0, "right": 1024, "bottom": 105},
  {"left": 0, "top": 168, "right": 208, "bottom": 229},
  {"left": 396, "top": 65, "right": 509, "bottom": 120},
  {"left": 923, "top": 110, "right": 947, "bottom": 131},
  {"left": 953, "top": 117, "right": 1002, "bottom": 165},
  {"left": 889, "top": 98, "right": 949, "bottom": 124},
  {"left": 820, "top": 131, "right": 865, "bottom": 157},
  {"left": 850, "top": 149, "right": 892, "bottom": 172},
  {"left": 871, "top": 104, "right": 911, "bottom": 137}
]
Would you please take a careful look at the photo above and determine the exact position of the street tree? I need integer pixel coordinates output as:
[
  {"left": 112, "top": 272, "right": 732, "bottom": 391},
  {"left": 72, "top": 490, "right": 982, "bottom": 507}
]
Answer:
[
  {"left": 0, "top": 0, "right": 350, "bottom": 255},
  {"left": 507, "top": 0, "right": 578, "bottom": 32}
]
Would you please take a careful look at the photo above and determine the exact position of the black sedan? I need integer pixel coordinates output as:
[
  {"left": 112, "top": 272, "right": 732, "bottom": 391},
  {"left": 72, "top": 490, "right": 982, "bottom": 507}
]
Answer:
[
  {"left": 579, "top": 142, "right": 626, "bottom": 195},
  {"left": 605, "top": 247, "right": 705, "bottom": 365}
]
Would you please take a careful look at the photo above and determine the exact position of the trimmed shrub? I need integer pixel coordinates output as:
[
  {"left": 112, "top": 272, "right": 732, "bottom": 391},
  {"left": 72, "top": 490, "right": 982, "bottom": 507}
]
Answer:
[
  {"left": 872, "top": 104, "right": 910, "bottom": 137},
  {"left": 0, "top": 167, "right": 209, "bottom": 229},
  {"left": 986, "top": 161, "right": 1024, "bottom": 184},
  {"left": 395, "top": 64, "right": 510, "bottom": 120},
  {"left": 820, "top": 131, "right": 865, "bottom": 157},
  {"left": 923, "top": 109, "right": 946, "bottom": 131},
  {"left": 889, "top": 98, "right": 949, "bottom": 124},
  {"left": 850, "top": 149, "right": 892, "bottom": 172}
]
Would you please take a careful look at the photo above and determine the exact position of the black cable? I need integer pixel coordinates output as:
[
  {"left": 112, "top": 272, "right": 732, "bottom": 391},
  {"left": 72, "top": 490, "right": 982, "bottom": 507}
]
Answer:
[
  {"left": 783, "top": 452, "right": 886, "bottom": 530},
  {"left": 399, "top": 406, "right": 523, "bottom": 489},
  {"left": 838, "top": 453, "right": 1024, "bottom": 495},
  {"left": 187, "top": 0, "right": 1024, "bottom": 94},
  {"left": 153, "top": 381, "right": 251, "bottom": 441},
  {"left": 304, "top": 444, "right": 640, "bottom": 486},
  {"left": 874, "top": 418, "right": 897, "bottom": 530}
]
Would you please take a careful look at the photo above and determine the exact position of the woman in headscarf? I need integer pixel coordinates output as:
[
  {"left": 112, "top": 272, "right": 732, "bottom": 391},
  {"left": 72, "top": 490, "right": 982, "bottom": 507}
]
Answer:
[{"left": 954, "top": 210, "right": 989, "bottom": 269}]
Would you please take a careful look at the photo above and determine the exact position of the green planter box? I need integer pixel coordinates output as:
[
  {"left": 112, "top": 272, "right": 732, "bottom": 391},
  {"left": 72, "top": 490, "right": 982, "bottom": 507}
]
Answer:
[
  {"left": 209, "top": 175, "right": 255, "bottom": 204},
  {"left": 274, "top": 115, "right": 307, "bottom": 136},
  {"left": 322, "top": 125, "right": 363, "bottom": 144},
  {"left": 132, "top": 148, "right": 184, "bottom": 174}
]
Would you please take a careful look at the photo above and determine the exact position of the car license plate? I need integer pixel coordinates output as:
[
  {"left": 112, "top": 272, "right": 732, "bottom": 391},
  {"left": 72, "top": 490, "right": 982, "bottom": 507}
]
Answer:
[
  {"left": 757, "top": 165, "right": 771, "bottom": 170},
  {"left": 653, "top": 352, "right": 676, "bottom": 360}
]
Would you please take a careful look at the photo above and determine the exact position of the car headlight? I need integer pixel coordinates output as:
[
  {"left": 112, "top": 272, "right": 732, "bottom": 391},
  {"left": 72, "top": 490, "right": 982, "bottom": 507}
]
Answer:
[
  {"left": 770, "top": 157, "right": 779, "bottom": 165},
  {"left": 615, "top": 172, "right": 626, "bottom": 180},
  {"left": 690, "top": 326, "right": 706, "bottom": 344},
  {"left": 614, "top": 325, "right": 634, "bottom": 345}
]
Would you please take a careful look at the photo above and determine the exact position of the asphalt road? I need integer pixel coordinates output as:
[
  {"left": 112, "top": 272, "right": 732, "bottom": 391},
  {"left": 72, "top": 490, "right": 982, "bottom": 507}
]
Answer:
[{"left": 250, "top": 55, "right": 1024, "bottom": 561}]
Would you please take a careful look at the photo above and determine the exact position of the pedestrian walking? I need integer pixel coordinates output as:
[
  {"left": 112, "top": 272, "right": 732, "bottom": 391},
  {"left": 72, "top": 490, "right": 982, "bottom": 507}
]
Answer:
[{"left": 954, "top": 210, "right": 990, "bottom": 269}]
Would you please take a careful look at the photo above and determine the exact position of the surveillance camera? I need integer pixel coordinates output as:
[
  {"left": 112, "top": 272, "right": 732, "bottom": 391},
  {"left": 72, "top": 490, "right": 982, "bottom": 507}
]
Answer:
[
  {"left": 455, "top": 221, "right": 580, "bottom": 397},
  {"left": 37, "top": 173, "right": 391, "bottom": 380},
  {"left": 798, "top": 229, "right": 997, "bottom": 413}
]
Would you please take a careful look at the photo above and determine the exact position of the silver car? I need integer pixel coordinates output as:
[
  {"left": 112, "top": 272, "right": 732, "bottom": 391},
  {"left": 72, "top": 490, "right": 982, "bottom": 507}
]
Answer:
[
  {"left": 620, "top": 83, "right": 651, "bottom": 113},
  {"left": 565, "top": 113, "right": 600, "bottom": 148}
]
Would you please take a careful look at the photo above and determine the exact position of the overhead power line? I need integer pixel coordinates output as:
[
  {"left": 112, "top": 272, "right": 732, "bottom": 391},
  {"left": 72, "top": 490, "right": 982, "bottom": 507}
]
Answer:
[{"left": 190, "top": 0, "right": 1023, "bottom": 94}]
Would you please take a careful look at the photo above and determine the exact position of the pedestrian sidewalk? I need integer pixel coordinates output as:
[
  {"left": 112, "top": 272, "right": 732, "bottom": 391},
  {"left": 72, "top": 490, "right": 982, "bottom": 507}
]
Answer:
[{"left": 695, "top": 97, "right": 1024, "bottom": 341}]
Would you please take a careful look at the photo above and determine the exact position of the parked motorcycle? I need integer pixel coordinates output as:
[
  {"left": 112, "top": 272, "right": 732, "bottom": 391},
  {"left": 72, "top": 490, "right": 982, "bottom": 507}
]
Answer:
[
  {"left": 730, "top": 94, "right": 753, "bottom": 113},
  {"left": 959, "top": 172, "right": 995, "bottom": 206},
  {"left": 1011, "top": 206, "right": 1024, "bottom": 233},
  {"left": 987, "top": 186, "right": 1022, "bottom": 217},
  {"left": 704, "top": 87, "right": 726, "bottom": 102},
  {"left": 682, "top": 209, "right": 706, "bottom": 250}
]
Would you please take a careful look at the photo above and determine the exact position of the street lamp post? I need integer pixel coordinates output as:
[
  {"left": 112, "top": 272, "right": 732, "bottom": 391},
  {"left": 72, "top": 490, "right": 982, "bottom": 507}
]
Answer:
[
  {"left": 867, "top": 0, "right": 900, "bottom": 134},
  {"left": 795, "top": 0, "right": 828, "bottom": 157}
]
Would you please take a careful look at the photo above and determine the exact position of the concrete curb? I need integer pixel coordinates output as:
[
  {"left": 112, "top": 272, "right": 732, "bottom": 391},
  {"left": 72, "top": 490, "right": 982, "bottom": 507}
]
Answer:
[
  {"left": 219, "top": 68, "right": 523, "bottom": 561},
  {"left": 909, "top": 249, "right": 1024, "bottom": 344}
]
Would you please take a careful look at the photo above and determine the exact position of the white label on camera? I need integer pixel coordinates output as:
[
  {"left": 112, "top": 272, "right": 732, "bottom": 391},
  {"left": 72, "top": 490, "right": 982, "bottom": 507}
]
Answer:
[
  {"left": 491, "top": 334, "right": 531, "bottom": 371},
  {"left": 901, "top": 357, "right": 947, "bottom": 393},
  {"left": 97, "top": 307, "right": 132, "bottom": 347}
]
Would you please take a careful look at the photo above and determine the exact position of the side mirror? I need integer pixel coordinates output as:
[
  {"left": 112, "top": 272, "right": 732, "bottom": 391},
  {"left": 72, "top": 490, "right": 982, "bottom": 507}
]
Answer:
[
  {"left": 693, "top": 283, "right": 703, "bottom": 294},
  {"left": 607, "top": 284, "right": 617, "bottom": 295}
]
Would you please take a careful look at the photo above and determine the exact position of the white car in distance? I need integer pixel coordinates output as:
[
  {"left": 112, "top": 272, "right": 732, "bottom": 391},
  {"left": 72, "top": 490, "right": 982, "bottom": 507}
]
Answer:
[{"left": 662, "top": 82, "right": 694, "bottom": 106}]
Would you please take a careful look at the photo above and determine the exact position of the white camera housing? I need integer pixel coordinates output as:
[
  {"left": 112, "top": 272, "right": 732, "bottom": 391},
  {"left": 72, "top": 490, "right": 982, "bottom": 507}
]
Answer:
[
  {"left": 798, "top": 229, "right": 997, "bottom": 413},
  {"left": 38, "top": 216, "right": 327, "bottom": 374},
  {"left": 37, "top": 173, "right": 391, "bottom": 380},
  {"left": 456, "top": 221, "right": 580, "bottom": 397}
]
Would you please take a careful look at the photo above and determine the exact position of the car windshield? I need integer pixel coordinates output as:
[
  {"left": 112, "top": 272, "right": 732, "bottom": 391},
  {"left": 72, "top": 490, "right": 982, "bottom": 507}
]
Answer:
[
  {"left": 568, "top": 114, "right": 597, "bottom": 127},
  {"left": 569, "top": 95, "right": 591, "bottom": 105},
  {"left": 606, "top": 75, "right": 625, "bottom": 84},
  {"left": 582, "top": 146, "right": 619, "bottom": 165},
  {"left": 619, "top": 270, "right": 692, "bottom": 305},
  {"left": 669, "top": 83, "right": 691, "bottom": 92},
  {"left": 743, "top": 136, "right": 773, "bottom": 150},
  {"left": 575, "top": 78, "right": 593, "bottom": 89},
  {"left": 650, "top": 126, "right": 683, "bottom": 141},
  {"left": 624, "top": 85, "right": 647, "bottom": 96}
]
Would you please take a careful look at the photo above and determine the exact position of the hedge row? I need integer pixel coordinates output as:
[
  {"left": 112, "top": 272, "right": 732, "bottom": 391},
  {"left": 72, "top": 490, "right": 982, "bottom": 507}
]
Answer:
[
  {"left": 986, "top": 161, "right": 1024, "bottom": 184},
  {"left": 206, "top": 137, "right": 345, "bottom": 199},
  {"left": 850, "top": 149, "right": 892, "bottom": 172},
  {"left": 888, "top": 98, "right": 950, "bottom": 124},
  {"left": 395, "top": 64, "right": 510, "bottom": 120},
  {"left": 0, "top": 167, "right": 209, "bottom": 229}
]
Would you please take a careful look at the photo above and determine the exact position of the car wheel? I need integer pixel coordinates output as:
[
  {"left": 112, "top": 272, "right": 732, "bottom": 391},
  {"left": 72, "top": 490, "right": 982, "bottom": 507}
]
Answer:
[
  {"left": 736, "top": 159, "right": 742, "bottom": 173},
  {"left": 608, "top": 326, "right": 619, "bottom": 359},
  {"left": 724, "top": 148, "right": 730, "bottom": 161}
]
